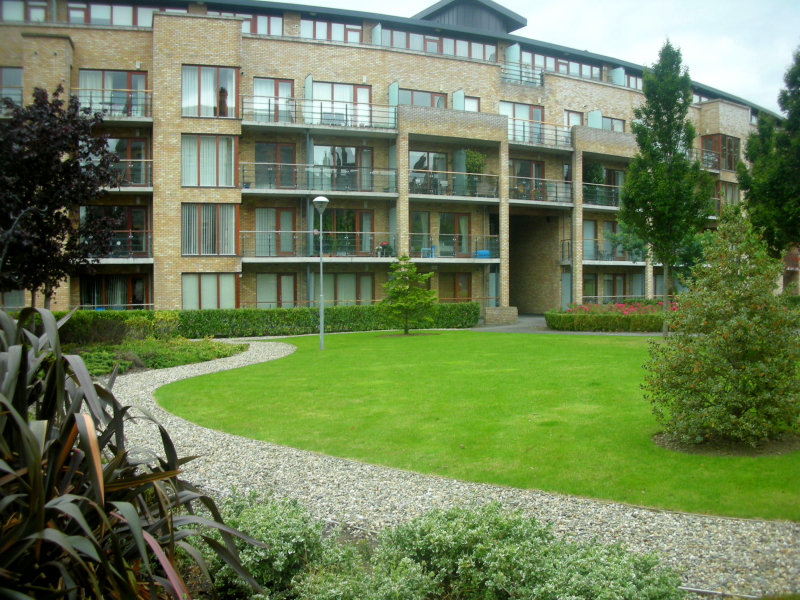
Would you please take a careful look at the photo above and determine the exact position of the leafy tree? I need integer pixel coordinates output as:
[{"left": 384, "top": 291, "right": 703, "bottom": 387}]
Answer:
[
  {"left": 644, "top": 206, "right": 800, "bottom": 446},
  {"left": 381, "top": 255, "right": 436, "bottom": 335},
  {"left": 737, "top": 47, "right": 800, "bottom": 257},
  {"left": 618, "top": 41, "right": 715, "bottom": 332},
  {"left": 0, "top": 86, "right": 121, "bottom": 308}
]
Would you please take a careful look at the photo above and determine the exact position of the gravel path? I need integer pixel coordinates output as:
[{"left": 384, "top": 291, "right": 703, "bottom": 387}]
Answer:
[{"left": 119, "top": 340, "right": 799, "bottom": 598}]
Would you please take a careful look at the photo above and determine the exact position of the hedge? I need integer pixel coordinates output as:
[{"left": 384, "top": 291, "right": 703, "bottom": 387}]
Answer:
[
  {"left": 46, "top": 302, "right": 481, "bottom": 342},
  {"left": 544, "top": 310, "right": 665, "bottom": 332}
]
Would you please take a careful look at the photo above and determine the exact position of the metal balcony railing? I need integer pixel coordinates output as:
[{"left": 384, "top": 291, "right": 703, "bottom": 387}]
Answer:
[
  {"left": 561, "top": 240, "right": 572, "bottom": 261},
  {"left": 240, "top": 96, "right": 398, "bottom": 129},
  {"left": 112, "top": 160, "right": 152, "bottom": 187},
  {"left": 408, "top": 234, "right": 499, "bottom": 259},
  {"left": 240, "top": 163, "right": 398, "bottom": 193},
  {"left": 95, "top": 231, "right": 152, "bottom": 258},
  {"left": 409, "top": 171, "right": 499, "bottom": 198},
  {"left": 240, "top": 231, "right": 398, "bottom": 258},
  {"left": 509, "top": 177, "right": 572, "bottom": 203},
  {"left": 79, "top": 303, "right": 154, "bottom": 310},
  {"left": 582, "top": 240, "right": 644, "bottom": 262},
  {"left": 501, "top": 63, "right": 544, "bottom": 86},
  {"left": 507, "top": 118, "right": 572, "bottom": 147},
  {"left": 73, "top": 89, "right": 152, "bottom": 118},
  {"left": 688, "top": 148, "right": 721, "bottom": 170},
  {"left": 583, "top": 183, "right": 622, "bottom": 207}
]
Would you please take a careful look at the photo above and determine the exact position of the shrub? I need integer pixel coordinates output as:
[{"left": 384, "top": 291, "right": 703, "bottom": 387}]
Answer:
[
  {"left": 0, "top": 308, "right": 264, "bottom": 598},
  {"left": 545, "top": 310, "right": 666, "bottom": 332},
  {"left": 645, "top": 206, "right": 800, "bottom": 445}
]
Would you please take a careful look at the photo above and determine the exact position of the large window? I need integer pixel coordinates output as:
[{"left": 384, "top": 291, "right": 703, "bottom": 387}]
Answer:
[
  {"left": 626, "top": 75, "right": 643, "bottom": 90},
  {"left": 702, "top": 134, "right": 740, "bottom": 171},
  {"left": 438, "top": 212, "right": 470, "bottom": 257},
  {"left": 1, "top": 67, "right": 22, "bottom": 109},
  {"left": 106, "top": 138, "right": 148, "bottom": 185},
  {"left": 181, "top": 204, "right": 237, "bottom": 255},
  {"left": 410, "top": 211, "right": 430, "bottom": 256},
  {"left": 310, "top": 81, "right": 371, "bottom": 126},
  {"left": 381, "top": 29, "right": 496, "bottom": 61},
  {"left": 80, "top": 205, "right": 150, "bottom": 257},
  {"left": 312, "top": 273, "right": 374, "bottom": 306},
  {"left": 1, "top": 0, "right": 45, "bottom": 21},
  {"left": 182, "top": 65, "right": 237, "bottom": 118},
  {"left": 253, "top": 77, "right": 294, "bottom": 122},
  {"left": 256, "top": 273, "right": 296, "bottom": 308},
  {"left": 182, "top": 273, "right": 237, "bottom": 309},
  {"left": 207, "top": 11, "right": 282, "bottom": 34},
  {"left": 78, "top": 69, "right": 148, "bottom": 116},
  {"left": 409, "top": 151, "right": 447, "bottom": 194},
  {"left": 399, "top": 89, "right": 446, "bottom": 108},
  {"left": 68, "top": 3, "right": 186, "bottom": 26},
  {"left": 518, "top": 50, "right": 601, "bottom": 81},
  {"left": 500, "top": 101, "right": 544, "bottom": 143},
  {"left": 300, "top": 19, "right": 361, "bottom": 43},
  {"left": 510, "top": 159, "right": 544, "bottom": 200},
  {"left": 311, "top": 145, "right": 373, "bottom": 191},
  {"left": 253, "top": 142, "right": 295, "bottom": 189},
  {"left": 319, "top": 209, "right": 374, "bottom": 256},
  {"left": 439, "top": 273, "right": 471, "bottom": 303},
  {"left": 254, "top": 208, "right": 295, "bottom": 256},
  {"left": 181, "top": 135, "right": 236, "bottom": 187},
  {"left": 81, "top": 275, "right": 150, "bottom": 309},
  {"left": 0, "top": 289, "right": 25, "bottom": 310},
  {"left": 602, "top": 117, "right": 624, "bottom": 132}
]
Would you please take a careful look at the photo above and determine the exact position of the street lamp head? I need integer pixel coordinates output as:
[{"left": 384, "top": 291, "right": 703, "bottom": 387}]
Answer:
[{"left": 312, "top": 196, "right": 329, "bottom": 214}]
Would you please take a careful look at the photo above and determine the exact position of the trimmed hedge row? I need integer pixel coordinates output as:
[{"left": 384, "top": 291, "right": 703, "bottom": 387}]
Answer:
[
  {"left": 51, "top": 302, "right": 481, "bottom": 342},
  {"left": 544, "top": 310, "right": 665, "bottom": 333}
]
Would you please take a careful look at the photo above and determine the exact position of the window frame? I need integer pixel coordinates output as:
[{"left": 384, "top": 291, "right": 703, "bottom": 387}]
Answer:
[
  {"left": 256, "top": 272, "right": 297, "bottom": 308},
  {"left": 80, "top": 274, "right": 151, "bottom": 309},
  {"left": 181, "top": 65, "right": 239, "bottom": 118},
  {"left": 0, "top": 66, "right": 23, "bottom": 109},
  {"left": 181, "top": 273, "right": 239, "bottom": 309},
  {"left": 181, "top": 203, "right": 239, "bottom": 256},
  {"left": 300, "top": 19, "right": 362, "bottom": 43},
  {"left": 181, "top": 134, "right": 238, "bottom": 188},
  {"left": 464, "top": 96, "right": 480, "bottom": 112},
  {"left": 1, "top": 0, "right": 46, "bottom": 22},
  {"left": 564, "top": 110, "right": 583, "bottom": 127},
  {"left": 439, "top": 272, "right": 471, "bottom": 303},
  {"left": 702, "top": 134, "right": 740, "bottom": 171},
  {"left": 601, "top": 116, "right": 625, "bottom": 133},
  {"left": 398, "top": 88, "right": 447, "bottom": 108}
]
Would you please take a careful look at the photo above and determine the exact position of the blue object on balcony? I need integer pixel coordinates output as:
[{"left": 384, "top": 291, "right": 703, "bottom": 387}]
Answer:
[{"left": 474, "top": 250, "right": 492, "bottom": 258}]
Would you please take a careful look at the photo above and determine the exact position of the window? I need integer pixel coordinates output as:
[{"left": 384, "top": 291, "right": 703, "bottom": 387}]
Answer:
[
  {"left": 181, "top": 204, "right": 237, "bottom": 255},
  {"left": 381, "top": 29, "right": 495, "bottom": 61},
  {"left": 252, "top": 77, "right": 294, "bottom": 122},
  {"left": 81, "top": 275, "right": 150, "bottom": 309},
  {"left": 564, "top": 110, "right": 583, "bottom": 127},
  {"left": 256, "top": 273, "right": 296, "bottom": 308},
  {"left": 438, "top": 213, "right": 470, "bottom": 257},
  {"left": 519, "top": 50, "right": 600, "bottom": 81},
  {"left": 439, "top": 273, "right": 471, "bottom": 302},
  {"left": 603, "top": 273, "right": 626, "bottom": 303},
  {"left": 1, "top": 0, "right": 45, "bottom": 21},
  {"left": 312, "top": 273, "right": 374, "bottom": 306},
  {"left": 68, "top": 3, "right": 184, "bottom": 25},
  {"left": 583, "top": 220, "right": 597, "bottom": 260},
  {"left": 602, "top": 222, "right": 624, "bottom": 260},
  {"left": 399, "top": 89, "right": 446, "bottom": 108},
  {"left": 410, "top": 211, "right": 430, "bottom": 256},
  {"left": 311, "top": 145, "right": 373, "bottom": 191},
  {"left": 702, "top": 134, "right": 740, "bottom": 171},
  {"left": 693, "top": 92, "right": 710, "bottom": 104},
  {"left": 207, "top": 11, "right": 281, "bottom": 34},
  {"left": 80, "top": 205, "right": 150, "bottom": 257},
  {"left": 602, "top": 117, "right": 624, "bottom": 132},
  {"left": 715, "top": 182, "right": 740, "bottom": 214},
  {"left": 627, "top": 75, "right": 643, "bottom": 90},
  {"left": 310, "top": 81, "right": 371, "bottom": 126},
  {"left": 253, "top": 142, "right": 295, "bottom": 189},
  {"left": 106, "top": 138, "right": 148, "bottom": 185},
  {"left": 500, "top": 101, "right": 544, "bottom": 144},
  {"left": 181, "top": 135, "right": 236, "bottom": 187},
  {"left": 0, "top": 289, "right": 25, "bottom": 310},
  {"left": 78, "top": 69, "right": 148, "bottom": 116},
  {"left": 318, "top": 209, "right": 374, "bottom": 256},
  {"left": 409, "top": 151, "right": 447, "bottom": 193},
  {"left": 182, "top": 66, "right": 237, "bottom": 118},
  {"left": 300, "top": 19, "right": 361, "bottom": 43},
  {"left": 509, "top": 159, "right": 544, "bottom": 200},
  {"left": 254, "top": 208, "right": 296, "bottom": 256},
  {"left": 1, "top": 67, "right": 22, "bottom": 109},
  {"left": 583, "top": 273, "right": 598, "bottom": 303},
  {"left": 182, "top": 273, "right": 237, "bottom": 309},
  {"left": 464, "top": 97, "right": 480, "bottom": 112}
]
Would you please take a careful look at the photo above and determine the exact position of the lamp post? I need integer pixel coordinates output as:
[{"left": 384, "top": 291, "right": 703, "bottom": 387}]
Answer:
[{"left": 312, "top": 196, "right": 329, "bottom": 350}]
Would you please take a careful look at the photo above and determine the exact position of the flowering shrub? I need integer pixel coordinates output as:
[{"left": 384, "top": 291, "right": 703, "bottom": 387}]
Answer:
[
  {"left": 566, "top": 301, "right": 678, "bottom": 316},
  {"left": 546, "top": 302, "right": 678, "bottom": 332}
]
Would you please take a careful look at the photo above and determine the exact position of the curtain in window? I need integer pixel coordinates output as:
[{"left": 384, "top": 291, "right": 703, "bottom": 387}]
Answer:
[
  {"left": 359, "top": 212, "right": 372, "bottom": 253},
  {"left": 279, "top": 210, "right": 294, "bottom": 253},
  {"left": 333, "top": 83, "right": 353, "bottom": 125},
  {"left": 200, "top": 274, "right": 218, "bottom": 308},
  {"left": 104, "top": 71, "right": 127, "bottom": 116},
  {"left": 257, "top": 273, "right": 278, "bottom": 308},
  {"left": 219, "top": 68, "right": 236, "bottom": 117},
  {"left": 337, "top": 274, "right": 357, "bottom": 306},
  {"left": 182, "top": 204, "right": 198, "bottom": 254},
  {"left": 107, "top": 276, "right": 127, "bottom": 309},
  {"left": 358, "top": 274, "right": 374, "bottom": 305},
  {"left": 219, "top": 204, "right": 235, "bottom": 255},
  {"left": 256, "top": 208, "right": 276, "bottom": 256},
  {"left": 182, "top": 274, "right": 200, "bottom": 309},
  {"left": 199, "top": 136, "right": 217, "bottom": 186},
  {"left": 80, "top": 276, "right": 103, "bottom": 307},
  {"left": 254, "top": 78, "right": 274, "bottom": 122},
  {"left": 457, "top": 215, "right": 469, "bottom": 254},
  {"left": 219, "top": 274, "right": 236, "bottom": 308},
  {"left": 181, "top": 136, "right": 198, "bottom": 186},
  {"left": 79, "top": 70, "right": 103, "bottom": 112},
  {"left": 201, "top": 204, "right": 217, "bottom": 255},
  {"left": 200, "top": 67, "right": 217, "bottom": 117},
  {"left": 218, "top": 136, "right": 234, "bottom": 186},
  {"left": 181, "top": 66, "right": 198, "bottom": 116}
]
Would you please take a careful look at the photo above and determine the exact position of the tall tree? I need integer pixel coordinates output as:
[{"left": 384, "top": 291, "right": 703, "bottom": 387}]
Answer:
[
  {"left": 0, "top": 86, "right": 121, "bottom": 307},
  {"left": 618, "top": 41, "right": 715, "bottom": 333},
  {"left": 381, "top": 255, "right": 437, "bottom": 335},
  {"left": 737, "top": 47, "right": 800, "bottom": 258}
]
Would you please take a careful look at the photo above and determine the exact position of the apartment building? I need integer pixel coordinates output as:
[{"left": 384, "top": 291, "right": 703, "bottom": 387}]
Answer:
[{"left": 0, "top": 0, "right": 778, "bottom": 321}]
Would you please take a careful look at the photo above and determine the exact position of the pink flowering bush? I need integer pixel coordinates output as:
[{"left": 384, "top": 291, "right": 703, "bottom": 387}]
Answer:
[
  {"left": 545, "top": 301, "right": 678, "bottom": 332},
  {"left": 565, "top": 302, "right": 678, "bottom": 316}
]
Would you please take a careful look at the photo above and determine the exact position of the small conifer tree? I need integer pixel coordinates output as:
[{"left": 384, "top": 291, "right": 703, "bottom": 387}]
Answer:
[
  {"left": 644, "top": 206, "right": 800, "bottom": 446},
  {"left": 381, "top": 255, "right": 436, "bottom": 335}
]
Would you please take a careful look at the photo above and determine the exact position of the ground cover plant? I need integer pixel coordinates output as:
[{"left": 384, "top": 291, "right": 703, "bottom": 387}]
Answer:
[
  {"left": 67, "top": 337, "right": 248, "bottom": 376},
  {"left": 156, "top": 331, "right": 800, "bottom": 521}
]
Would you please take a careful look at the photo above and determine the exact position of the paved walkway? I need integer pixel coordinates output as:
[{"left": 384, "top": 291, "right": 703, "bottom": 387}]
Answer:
[{"left": 471, "top": 313, "right": 655, "bottom": 336}]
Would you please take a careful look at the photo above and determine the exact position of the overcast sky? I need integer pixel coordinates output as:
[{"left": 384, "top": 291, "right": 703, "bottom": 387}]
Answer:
[{"left": 275, "top": 0, "right": 800, "bottom": 116}]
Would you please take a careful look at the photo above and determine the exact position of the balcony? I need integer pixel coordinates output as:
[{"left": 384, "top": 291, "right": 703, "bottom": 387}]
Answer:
[
  {"left": 240, "top": 231, "right": 398, "bottom": 261},
  {"left": 583, "top": 184, "right": 622, "bottom": 208},
  {"left": 111, "top": 160, "right": 152, "bottom": 189},
  {"left": 582, "top": 240, "right": 644, "bottom": 263},
  {"left": 409, "top": 171, "right": 499, "bottom": 199},
  {"left": 509, "top": 177, "right": 572, "bottom": 204},
  {"left": 409, "top": 234, "right": 499, "bottom": 259},
  {"left": 507, "top": 119, "right": 572, "bottom": 149},
  {"left": 241, "top": 96, "right": 397, "bottom": 132},
  {"left": 501, "top": 63, "right": 544, "bottom": 87},
  {"left": 240, "top": 163, "right": 398, "bottom": 195},
  {"left": 582, "top": 294, "right": 647, "bottom": 305},
  {"left": 688, "top": 148, "right": 720, "bottom": 170},
  {"left": 95, "top": 230, "right": 152, "bottom": 263},
  {"left": 73, "top": 89, "right": 152, "bottom": 122}
]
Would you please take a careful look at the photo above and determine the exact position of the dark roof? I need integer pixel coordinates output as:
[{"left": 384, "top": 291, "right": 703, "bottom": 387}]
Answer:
[{"left": 413, "top": 0, "right": 527, "bottom": 33}]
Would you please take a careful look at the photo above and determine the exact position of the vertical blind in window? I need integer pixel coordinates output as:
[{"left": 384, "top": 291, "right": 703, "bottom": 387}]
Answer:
[
  {"left": 181, "top": 135, "right": 235, "bottom": 186},
  {"left": 182, "top": 273, "right": 236, "bottom": 309},
  {"left": 182, "top": 204, "right": 236, "bottom": 255}
]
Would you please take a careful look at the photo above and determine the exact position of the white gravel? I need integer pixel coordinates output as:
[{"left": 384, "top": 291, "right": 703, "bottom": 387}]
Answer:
[{"left": 117, "top": 340, "right": 800, "bottom": 598}]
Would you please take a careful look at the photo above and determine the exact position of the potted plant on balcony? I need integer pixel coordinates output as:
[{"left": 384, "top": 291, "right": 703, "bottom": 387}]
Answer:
[{"left": 466, "top": 149, "right": 486, "bottom": 197}]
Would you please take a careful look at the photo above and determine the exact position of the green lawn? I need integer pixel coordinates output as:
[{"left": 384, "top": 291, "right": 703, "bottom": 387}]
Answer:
[{"left": 156, "top": 331, "right": 800, "bottom": 521}]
